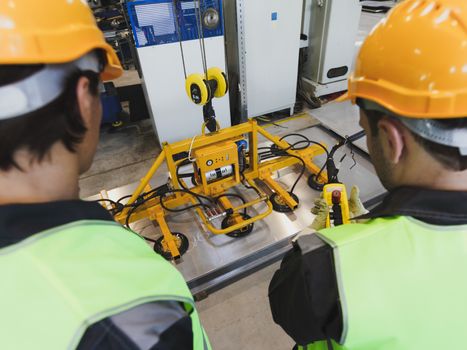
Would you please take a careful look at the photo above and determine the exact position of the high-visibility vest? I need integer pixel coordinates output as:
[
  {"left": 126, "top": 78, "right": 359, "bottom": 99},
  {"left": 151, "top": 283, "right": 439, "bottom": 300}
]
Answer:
[
  {"left": 0, "top": 220, "right": 210, "bottom": 350},
  {"left": 299, "top": 216, "right": 467, "bottom": 350}
]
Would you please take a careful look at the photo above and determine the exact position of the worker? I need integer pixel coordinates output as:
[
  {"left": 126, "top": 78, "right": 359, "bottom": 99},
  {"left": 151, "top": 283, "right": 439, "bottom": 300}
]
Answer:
[
  {"left": 269, "top": 0, "right": 467, "bottom": 349},
  {"left": 0, "top": 1, "right": 209, "bottom": 349}
]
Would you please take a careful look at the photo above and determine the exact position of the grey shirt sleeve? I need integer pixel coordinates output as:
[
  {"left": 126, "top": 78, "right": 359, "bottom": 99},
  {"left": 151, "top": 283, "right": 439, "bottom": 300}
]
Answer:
[
  {"left": 77, "top": 301, "right": 193, "bottom": 350},
  {"left": 110, "top": 301, "right": 187, "bottom": 349}
]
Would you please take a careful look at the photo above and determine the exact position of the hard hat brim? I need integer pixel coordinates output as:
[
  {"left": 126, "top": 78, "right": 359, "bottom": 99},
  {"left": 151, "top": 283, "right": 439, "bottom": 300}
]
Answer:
[{"left": 100, "top": 43, "right": 123, "bottom": 81}]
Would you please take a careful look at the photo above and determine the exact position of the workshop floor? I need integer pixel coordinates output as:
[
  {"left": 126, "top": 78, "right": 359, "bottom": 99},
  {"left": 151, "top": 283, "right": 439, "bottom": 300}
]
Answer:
[{"left": 80, "top": 119, "right": 294, "bottom": 350}]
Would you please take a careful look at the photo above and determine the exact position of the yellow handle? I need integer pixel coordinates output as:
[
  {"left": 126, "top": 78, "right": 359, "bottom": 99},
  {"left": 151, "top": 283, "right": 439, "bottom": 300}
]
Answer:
[{"left": 201, "top": 120, "right": 221, "bottom": 135}]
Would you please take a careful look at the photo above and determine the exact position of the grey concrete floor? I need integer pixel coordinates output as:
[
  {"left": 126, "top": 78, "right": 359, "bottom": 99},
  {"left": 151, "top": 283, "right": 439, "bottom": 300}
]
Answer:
[
  {"left": 79, "top": 118, "right": 296, "bottom": 350},
  {"left": 197, "top": 262, "right": 294, "bottom": 350},
  {"left": 80, "top": 120, "right": 160, "bottom": 198}
]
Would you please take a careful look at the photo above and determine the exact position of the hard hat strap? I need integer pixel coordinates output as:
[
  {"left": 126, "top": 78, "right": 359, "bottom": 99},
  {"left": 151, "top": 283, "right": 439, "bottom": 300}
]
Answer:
[{"left": 0, "top": 52, "right": 101, "bottom": 121}]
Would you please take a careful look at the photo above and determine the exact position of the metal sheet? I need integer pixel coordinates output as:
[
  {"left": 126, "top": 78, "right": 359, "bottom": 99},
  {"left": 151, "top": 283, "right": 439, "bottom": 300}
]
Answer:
[
  {"left": 89, "top": 122, "right": 385, "bottom": 296},
  {"left": 306, "top": 12, "right": 387, "bottom": 153},
  {"left": 309, "top": 101, "right": 368, "bottom": 152}
]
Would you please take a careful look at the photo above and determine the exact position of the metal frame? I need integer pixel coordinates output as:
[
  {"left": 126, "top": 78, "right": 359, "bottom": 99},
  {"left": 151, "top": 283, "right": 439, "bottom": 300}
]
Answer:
[
  {"left": 100, "top": 119, "right": 327, "bottom": 259},
  {"left": 235, "top": 0, "right": 249, "bottom": 118}
]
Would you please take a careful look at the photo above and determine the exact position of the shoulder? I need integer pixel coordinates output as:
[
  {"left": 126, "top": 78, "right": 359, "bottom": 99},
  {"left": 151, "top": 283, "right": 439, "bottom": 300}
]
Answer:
[
  {"left": 294, "top": 230, "right": 330, "bottom": 255},
  {"left": 318, "top": 217, "right": 404, "bottom": 247}
]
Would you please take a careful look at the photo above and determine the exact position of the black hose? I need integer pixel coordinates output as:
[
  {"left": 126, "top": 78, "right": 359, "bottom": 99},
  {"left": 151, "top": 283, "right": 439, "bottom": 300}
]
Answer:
[
  {"left": 175, "top": 158, "right": 214, "bottom": 203},
  {"left": 159, "top": 193, "right": 212, "bottom": 213},
  {"left": 259, "top": 133, "right": 331, "bottom": 193},
  {"left": 279, "top": 134, "right": 329, "bottom": 156}
]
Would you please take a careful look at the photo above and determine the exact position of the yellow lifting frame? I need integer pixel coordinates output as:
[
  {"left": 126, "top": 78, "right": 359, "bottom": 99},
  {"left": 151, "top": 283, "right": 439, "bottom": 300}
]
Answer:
[{"left": 112, "top": 119, "right": 327, "bottom": 258}]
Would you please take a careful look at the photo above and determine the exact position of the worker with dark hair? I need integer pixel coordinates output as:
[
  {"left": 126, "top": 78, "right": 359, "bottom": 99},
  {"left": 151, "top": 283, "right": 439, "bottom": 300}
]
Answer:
[
  {"left": 269, "top": 0, "right": 467, "bottom": 349},
  {"left": 0, "top": 1, "right": 209, "bottom": 349}
]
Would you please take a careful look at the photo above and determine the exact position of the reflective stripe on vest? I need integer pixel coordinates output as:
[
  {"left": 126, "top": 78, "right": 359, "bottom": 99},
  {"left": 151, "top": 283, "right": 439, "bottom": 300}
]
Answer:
[
  {"left": 0, "top": 220, "right": 210, "bottom": 350},
  {"left": 302, "top": 216, "right": 467, "bottom": 350}
]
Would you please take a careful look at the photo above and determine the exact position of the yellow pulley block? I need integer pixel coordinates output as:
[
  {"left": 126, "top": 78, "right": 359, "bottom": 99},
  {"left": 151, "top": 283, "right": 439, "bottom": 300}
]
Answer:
[
  {"left": 185, "top": 67, "right": 229, "bottom": 105},
  {"left": 207, "top": 67, "right": 228, "bottom": 98},
  {"left": 186, "top": 73, "right": 210, "bottom": 105}
]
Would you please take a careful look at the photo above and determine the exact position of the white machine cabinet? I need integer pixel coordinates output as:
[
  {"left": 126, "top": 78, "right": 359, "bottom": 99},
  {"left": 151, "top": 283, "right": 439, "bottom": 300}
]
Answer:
[
  {"left": 301, "top": 0, "right": 361, "bottom": 96},
  {"left": 127, "top": 0, "right": 231, "bottom": 144},
  {"left": 224, "top": 0, "right": 303, "bottom": 122}
]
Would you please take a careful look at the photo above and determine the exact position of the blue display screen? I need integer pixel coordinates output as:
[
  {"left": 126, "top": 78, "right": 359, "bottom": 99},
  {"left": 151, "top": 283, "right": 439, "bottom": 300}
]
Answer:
[{"left": 127, "top": 0, "right": 224, "bottom": 48}]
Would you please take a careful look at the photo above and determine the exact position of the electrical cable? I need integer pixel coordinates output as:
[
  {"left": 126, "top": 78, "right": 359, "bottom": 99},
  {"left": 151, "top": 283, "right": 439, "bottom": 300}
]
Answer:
[
  {"left": 158, "top": 189, "right": 213, "bottom": 213},
  {"left": 279, "top": 134, "right": 329, "bottom": 155},
  {"left": 123, "top": 215, "right": 159, "bottom": 244},
  {"left": 125, "top": 186, "right": 213, "bottom": 228},
  {"left": 125, "top": 204, "right": 139, "bottom": 228},
  {"left": 255, "top": 116, "right": 289, "bottom": 129},
  {"left": 172, "top": 0, "right": 188, "bottom": 79},
  {"left": 239, "top": 161, "right": 263, "bottom": 196},
  {"left": 258, "top": 132, "right": 331, "bottom": 193},
  {"left": 194, "top": 0, "right": 208, "bottom": 78},
  {"left": 124, "top": 185, "right": 173, "bottom": 227},
  {"left": 188, "top": 134, "right": 198, "bottom": 162},
  {"left": 93, "top": 198, "right": 124, "bottom": 215},
  {"left": 283, "top": 154, "right": 306, "bottom": 193},
  {"left": 176, "top": 158, "right": 192, "bottom": 189},
  {"left": 314, "top": 161, "right": 327, "bottom": 184},
  {"left": 94, "top": 198, "right": 119, "bottom": 206},
  {"left": 116, "top": 194, "right": 132, "bottom": 204},
  {"left": 257, "top": 151, "right": 306, "bottom": 194},
  {"left": 175, "top": 158, "right": 214, "bottom": 204}
]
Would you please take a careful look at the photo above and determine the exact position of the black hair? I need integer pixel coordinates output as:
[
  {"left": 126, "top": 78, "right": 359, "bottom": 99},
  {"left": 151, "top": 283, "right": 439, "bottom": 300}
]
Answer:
[
  {"left": 357, "top": 98, "right": 467, "bottom": 171},
  {"left": 0, "top": 65, "right": 100, "bottom": 171}
]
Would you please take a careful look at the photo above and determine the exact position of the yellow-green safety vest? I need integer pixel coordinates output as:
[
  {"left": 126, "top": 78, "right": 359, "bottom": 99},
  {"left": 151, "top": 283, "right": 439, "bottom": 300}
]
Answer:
[
  {"left": 300, "top": 216, "right": 467, "bottom": 350},
  {"left": 0, "top": 220, "right": 210, "bottom": 349}
]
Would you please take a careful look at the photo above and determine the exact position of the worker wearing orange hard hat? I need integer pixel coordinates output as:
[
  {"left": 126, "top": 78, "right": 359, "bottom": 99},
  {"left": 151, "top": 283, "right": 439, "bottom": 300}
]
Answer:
[
  {"left": 0, "top": 1, "right": 209, "bottom": 349},
  {"left": 269, "top": 0, "right": 467, "bottom": 349}
]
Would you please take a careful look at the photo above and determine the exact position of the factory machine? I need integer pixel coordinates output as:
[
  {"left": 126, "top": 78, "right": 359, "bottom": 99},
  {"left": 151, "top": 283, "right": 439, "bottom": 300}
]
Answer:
[
  {"left": 300, "top": 0, "right": 361, "bottom": 97},
  {"left": 127, "top": 0, "right": 231, "bottom": 144},
  {"left": 223, "top": 0, "right": 303, "bottom": 123}
]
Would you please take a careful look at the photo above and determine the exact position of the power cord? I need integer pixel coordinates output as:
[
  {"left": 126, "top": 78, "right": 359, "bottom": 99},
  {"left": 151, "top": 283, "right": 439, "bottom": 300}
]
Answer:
[{"left": 258, "top": 133, "right": 329, "bottom": 194}]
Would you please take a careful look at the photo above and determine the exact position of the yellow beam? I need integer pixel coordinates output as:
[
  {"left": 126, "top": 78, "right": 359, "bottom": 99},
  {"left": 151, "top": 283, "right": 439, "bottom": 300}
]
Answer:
[
  {"left": 217, "top": 196, "right": 242, "bottom": 225},
  {"left": 152, "top": 206, "right": 180, "bottom": 259},
  {"left": 262, "top": 176, "right": 298, "bottom": 209},
  {"left": 231, "top": 196, "right": 268, "bottom": 213},
  {"left": 126, "top": 151, "right": 166, "bottom": 206},
  {"left": 166, "top": 122, "right": 253, "bottom": 155}
]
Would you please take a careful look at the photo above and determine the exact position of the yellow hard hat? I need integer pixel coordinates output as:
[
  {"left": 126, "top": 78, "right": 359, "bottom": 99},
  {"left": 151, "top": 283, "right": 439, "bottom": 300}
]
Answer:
[
  {"left": 0, "top": 0, "right": 123, "bottom": 81},
  {"left": 339, "top": 0, "right": 467, "bottom": 119}
]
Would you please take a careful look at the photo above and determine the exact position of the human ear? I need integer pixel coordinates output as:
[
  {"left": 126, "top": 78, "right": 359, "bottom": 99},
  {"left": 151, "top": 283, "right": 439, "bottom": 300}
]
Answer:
[
  {"left": 377, "top": 118, "right": 405, "bottom": 165},
  {"left": 75, "top": 76, "right": 94, "bottom": 128}
]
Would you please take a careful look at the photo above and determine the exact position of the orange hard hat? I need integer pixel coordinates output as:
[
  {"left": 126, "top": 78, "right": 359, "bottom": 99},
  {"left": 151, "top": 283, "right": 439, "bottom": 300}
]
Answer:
[
  {"left": 0, "top": 0, "right": 122, "bottom": 81},
  {"left": 339, "top": 0, "right": 467, "bottom": 119}
]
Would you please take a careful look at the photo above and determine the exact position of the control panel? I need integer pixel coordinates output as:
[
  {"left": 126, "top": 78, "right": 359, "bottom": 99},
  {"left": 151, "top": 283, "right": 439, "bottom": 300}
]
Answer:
[
  {"left": 194, "top": 140, "right": 237, "bottom": 173},
  {"left": 127, "top": 0, "right": 224, "bottom": 48},
  {"left": 193, "top": 140, "right": 241, "bottom": 195}
]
